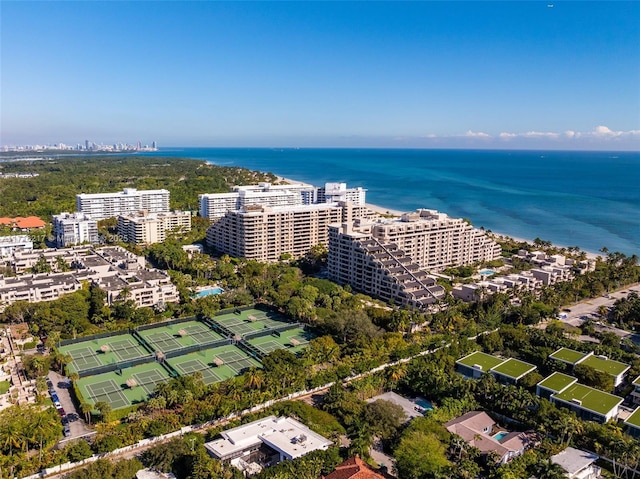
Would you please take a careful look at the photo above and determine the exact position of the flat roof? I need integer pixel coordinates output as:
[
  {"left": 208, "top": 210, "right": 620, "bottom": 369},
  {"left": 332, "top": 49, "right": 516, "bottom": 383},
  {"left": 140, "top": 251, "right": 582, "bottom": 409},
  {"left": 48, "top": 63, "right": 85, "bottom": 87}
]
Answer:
[
  {"left": 553, "top": 383, "right": 622, "bottom": 416},
  {"left": 551, "top": 447, "right": 598, "bottom": 476},
  {"left": 549, "top": 347, "right": 587, "bottom": 364},
  {"left": 491, "top": 358, "right": 536, "bottom": 380},
  {"left": 204, "top": 416, "right": 331, "bottom": 461},
  {"left": 537, "top": 372, "right": 577, "bottom": 393},
  {"left": 633, "top": 376, "right": 640, "bottom": 387},
  {"left": 579, "top": 355, "right": 630, "bottom": 377},
  {"left": 456, "top": 351, "right": 505, "bottom": 372},
  {"left": 624, "top": 407, "right": 640, "bottom": 428}
]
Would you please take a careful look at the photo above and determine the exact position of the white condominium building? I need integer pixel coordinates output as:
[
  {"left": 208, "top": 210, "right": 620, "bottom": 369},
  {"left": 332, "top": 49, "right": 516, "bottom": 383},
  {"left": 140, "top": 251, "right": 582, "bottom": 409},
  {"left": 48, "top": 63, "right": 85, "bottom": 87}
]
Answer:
[
  {"left": 199, "top": 182, "right": 313, "bottom": 220},
  {"left": 0, "top": 235, "right": 33, "bottom": 258},
  {"left": 76, "top": 188, "right": 170, "bottom": 220},
  {"left": 206, "top": 202, "right": 373, "bottom": 262},
  {"left": 52, "top": 212, "right": 99, "bottom": 247},
  {"left": 357, "top": 210, "right": 502, "bottom": 271},
  {"left": 118, "top": 210, "right": 192, "bottom": 245},
  {"left": 199, "top": 181, "right": 367, "bottom": 220},
  {"left": 328, "top": 222, "right": 446, "bottom": 310}
]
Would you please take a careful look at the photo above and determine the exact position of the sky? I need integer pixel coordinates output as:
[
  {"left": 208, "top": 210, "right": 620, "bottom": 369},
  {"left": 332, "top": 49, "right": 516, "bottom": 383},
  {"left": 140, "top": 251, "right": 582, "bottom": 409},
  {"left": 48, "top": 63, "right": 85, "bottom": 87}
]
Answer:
[{"left": 1, "top": 1, "right": 639, "bottom": 150}]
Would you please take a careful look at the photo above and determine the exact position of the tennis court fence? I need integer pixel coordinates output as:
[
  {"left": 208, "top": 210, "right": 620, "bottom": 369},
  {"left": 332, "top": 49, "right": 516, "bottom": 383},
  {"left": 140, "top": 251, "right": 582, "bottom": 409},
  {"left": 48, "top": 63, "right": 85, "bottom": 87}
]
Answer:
[
  {"left": 236, "top": 340, "right": 265, "bottom": 360},
  {"left": 163, "top": 338, "right": 232, "bottom": 359},
  {"left": 60, "top": 329, "right": 132, "bottom": 347},
  {"left": 77, "top": 355, "right": 155, "bottom": 379}
]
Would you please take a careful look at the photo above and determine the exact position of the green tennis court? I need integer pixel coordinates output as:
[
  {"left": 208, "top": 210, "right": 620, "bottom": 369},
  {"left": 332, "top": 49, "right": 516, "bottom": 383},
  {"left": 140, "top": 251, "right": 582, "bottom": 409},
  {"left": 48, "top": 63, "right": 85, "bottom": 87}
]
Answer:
[
  {"left": 109, "top": 338, "right": 148, "bottom": 362},
  {"left": 171, "top": 358, "right": 223, "bottom": 385},
  {"left": 85, "top": 379, "right": 130, "bottom": 409},
  {"left": 132, "top": 369, "right": 168, "bottom": 395},
  {"left": 142, "top": 331, "right": 184, "bottom": 353},
  {"left": 64, "top": 346, "right": 102, "bottom": 372}
]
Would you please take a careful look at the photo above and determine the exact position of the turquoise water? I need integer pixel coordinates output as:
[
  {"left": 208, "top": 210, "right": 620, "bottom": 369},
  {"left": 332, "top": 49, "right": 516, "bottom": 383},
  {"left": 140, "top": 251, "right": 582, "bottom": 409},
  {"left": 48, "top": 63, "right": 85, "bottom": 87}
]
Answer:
[
  {"left": 479, "top": 269, "right": 495, "bottom": 276},
  {"left": 415, "top": 398, "right": 433, "bottom": 411},
  {"left": 493, "top": 431, "right": 509, "bottom": 441},
  {"left": 194, "top": 287, "right": 224, "bottom": 298},
  {"left": 142, "top": 148, "right": 639, "bottom": 256}
]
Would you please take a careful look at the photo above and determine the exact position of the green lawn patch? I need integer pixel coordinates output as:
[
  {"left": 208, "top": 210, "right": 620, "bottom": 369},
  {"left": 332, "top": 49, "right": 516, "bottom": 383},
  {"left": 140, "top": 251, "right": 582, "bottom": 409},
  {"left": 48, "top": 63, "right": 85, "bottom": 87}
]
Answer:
[
  {"left": 549, "top": 347, "right": 587, "bottom": 365},
  {"left": 579, "top": 355, "right": 629, "bottom": 377},
  {"left": 537, "top": 372, "right": 577, "bottom": 393},
  {"left": 456, "top": 351, "right": 504, "bottom": 372},
  {"left": 553, "top": 383, "right": 622, "bottom": 415},
  {"left": 0, "top": 380, "right": 10, "bottom": 394},
  {"left": 490, "top": 358, "right": 536, "bottom": 380},
  {"left": 625, "top": 407, "right": 640, "bottom": 428}
]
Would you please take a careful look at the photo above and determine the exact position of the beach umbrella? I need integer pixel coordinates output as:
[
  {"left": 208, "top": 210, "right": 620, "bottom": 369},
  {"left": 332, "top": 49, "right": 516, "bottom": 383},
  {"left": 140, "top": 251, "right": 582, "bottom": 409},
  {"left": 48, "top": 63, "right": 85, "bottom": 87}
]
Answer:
[
  {"left": 100, "top": 345, "right": 110, "bottom": 353},
  {"left": 213, "top": 357, "right": 224, "bottom": 366},
  {"left": 125, "top": 378, "right": 137, "bottom": 388},
  {"left": 178, "top": 329, "right": 187, "bottom": 337},
  {"left": 290, "top": 338, "right": 300, "bottom": 346}
]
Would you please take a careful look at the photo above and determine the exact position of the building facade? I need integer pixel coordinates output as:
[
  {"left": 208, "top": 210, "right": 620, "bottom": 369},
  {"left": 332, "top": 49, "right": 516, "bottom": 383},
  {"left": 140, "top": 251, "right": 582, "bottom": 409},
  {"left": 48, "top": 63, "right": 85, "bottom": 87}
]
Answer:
[
  {"left": 76, "top": 188, "right": 170, "bottom": 220},
  {"left": 53, "top": 212, "right": 99, "bottom": 247},
  {"left": 206, "top": 202, "right": 371, "bottom": 262},
  {"left": 0, "top": 235, "right": 33, "bottom": 258},
  {"left": 118, "top": 211, "right": 192, "bottom": 245}
]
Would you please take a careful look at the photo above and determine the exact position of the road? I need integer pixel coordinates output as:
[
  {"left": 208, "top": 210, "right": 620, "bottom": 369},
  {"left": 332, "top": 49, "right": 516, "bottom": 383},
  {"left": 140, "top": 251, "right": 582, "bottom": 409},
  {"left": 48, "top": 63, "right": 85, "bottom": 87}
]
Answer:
[{"left": 559, "top": 283, "right": 640, "bottom": 341}]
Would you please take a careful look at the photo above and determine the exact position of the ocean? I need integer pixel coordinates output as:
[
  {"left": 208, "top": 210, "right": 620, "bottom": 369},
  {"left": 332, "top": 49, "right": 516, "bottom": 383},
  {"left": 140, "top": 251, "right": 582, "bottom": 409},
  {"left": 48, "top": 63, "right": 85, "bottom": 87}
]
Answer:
[{"left": 141, "top": 148, "right": 639, "bottom": 256}]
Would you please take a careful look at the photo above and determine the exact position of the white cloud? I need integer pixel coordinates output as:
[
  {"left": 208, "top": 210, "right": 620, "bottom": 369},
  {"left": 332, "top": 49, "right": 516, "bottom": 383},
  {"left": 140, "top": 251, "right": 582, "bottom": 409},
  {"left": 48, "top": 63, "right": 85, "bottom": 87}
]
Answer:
[{"left": 464, "top": 130, "right": 491, "bottom": 138}]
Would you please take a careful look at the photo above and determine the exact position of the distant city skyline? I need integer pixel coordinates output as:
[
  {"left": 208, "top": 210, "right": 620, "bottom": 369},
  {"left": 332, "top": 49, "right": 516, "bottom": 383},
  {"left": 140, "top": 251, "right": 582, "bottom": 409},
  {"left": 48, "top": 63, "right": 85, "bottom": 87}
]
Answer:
[{"left": 2, "top": 1, "right": 639, "bottom": 151}]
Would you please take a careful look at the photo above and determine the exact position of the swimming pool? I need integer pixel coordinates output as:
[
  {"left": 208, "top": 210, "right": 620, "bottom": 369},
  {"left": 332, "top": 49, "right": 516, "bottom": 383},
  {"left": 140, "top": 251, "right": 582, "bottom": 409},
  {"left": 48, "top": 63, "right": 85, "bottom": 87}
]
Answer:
[
  {"left": 493, "top": 431, "right": 508, "bottom": 441},
  {"left": 415, "top": 398, "right": 433, "bottom": 411},
  {"left": 479, "top": 269, "right": 495, "bottom": 276},
  {"left": 194, "top": 287, "right": 225, "bottom": 298}
]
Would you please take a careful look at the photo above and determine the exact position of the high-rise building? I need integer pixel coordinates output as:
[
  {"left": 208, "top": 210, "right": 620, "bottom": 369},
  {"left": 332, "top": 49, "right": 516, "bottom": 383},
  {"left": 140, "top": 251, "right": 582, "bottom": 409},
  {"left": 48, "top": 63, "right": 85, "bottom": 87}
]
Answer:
[
  {"left": 206, "top": 202, "right": 373, "bottom": 262},
  {"left": 76, "top": 188, "right": 170, "bottom": 220},
  {"left": 327, "top": 210, "right": 501, "bottom": 309},
  {"left": 199, "top": 181, "right": 366, "bottom": 220},
  {"left": 152, "top": 141, "right": 157, "bottom": 149},
  {"left": 118, "top": 210, "right": 191, "bottom": 245},
  {"left": 52, "top": 212, "right": 99, "bottom": 247}
]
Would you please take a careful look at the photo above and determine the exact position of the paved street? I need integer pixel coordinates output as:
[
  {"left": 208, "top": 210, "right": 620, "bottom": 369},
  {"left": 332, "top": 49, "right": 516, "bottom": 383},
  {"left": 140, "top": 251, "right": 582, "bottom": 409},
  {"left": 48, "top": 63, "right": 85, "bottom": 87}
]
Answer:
[{"left": 47, "top": 371, "right": 94, "bottom": 442}]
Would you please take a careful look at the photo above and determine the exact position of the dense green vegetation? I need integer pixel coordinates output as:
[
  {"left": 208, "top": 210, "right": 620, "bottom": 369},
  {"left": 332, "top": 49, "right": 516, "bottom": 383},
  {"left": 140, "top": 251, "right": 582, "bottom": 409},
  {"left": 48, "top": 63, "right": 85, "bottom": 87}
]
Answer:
[{"left": 0, "top": 156, "right": 276, "bottom": 219}]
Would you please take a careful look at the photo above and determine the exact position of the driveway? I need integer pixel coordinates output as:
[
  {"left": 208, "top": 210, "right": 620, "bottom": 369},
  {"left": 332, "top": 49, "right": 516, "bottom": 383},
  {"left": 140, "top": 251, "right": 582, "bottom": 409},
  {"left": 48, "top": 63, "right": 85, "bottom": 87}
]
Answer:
[{"left": 47, "top": 371, "right": 94, "bottom": 442}]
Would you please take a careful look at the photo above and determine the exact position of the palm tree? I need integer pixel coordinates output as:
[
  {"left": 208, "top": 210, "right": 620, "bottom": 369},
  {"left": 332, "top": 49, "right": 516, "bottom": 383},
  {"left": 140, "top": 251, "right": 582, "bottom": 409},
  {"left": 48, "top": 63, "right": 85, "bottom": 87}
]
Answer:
[
  {"left": 533, "top": 459, "right": 566, "bottom": 479},
  {"left": 94, "top": 401, "right": 112, "bottom": 422},
  {"left": 80, "top": 402, "right": 93, "bottom": 425}
]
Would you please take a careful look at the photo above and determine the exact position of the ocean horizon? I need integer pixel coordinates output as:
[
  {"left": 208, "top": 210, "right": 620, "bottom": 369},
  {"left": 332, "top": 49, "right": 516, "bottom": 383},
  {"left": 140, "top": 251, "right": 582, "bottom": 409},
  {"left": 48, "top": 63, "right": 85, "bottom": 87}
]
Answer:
[{"left": 140, "top": 147, "right": 639, "bottom": 257}]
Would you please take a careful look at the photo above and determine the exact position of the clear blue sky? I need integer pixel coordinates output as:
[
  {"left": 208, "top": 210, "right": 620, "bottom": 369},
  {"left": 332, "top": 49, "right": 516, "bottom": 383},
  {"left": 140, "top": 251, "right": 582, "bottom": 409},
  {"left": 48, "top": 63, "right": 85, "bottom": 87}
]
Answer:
[{"left": 2, "top": 1, "right": 639, "bottom": 149}]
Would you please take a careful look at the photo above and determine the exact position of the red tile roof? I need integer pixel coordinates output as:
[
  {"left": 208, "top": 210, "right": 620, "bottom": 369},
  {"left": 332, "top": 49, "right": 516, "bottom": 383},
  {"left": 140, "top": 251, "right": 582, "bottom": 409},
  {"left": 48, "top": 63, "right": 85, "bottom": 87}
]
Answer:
[
  {"left": 320, "top": 456, "right": 393, "bottom": 479},
  {"left": 0, "top": 216, "right": 46, "bottom": 229}
]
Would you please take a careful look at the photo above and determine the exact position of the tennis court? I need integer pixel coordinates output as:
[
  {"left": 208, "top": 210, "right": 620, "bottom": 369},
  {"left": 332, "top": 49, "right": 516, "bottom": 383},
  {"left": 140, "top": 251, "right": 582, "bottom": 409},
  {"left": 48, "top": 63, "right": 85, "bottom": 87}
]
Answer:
[
  {"left": 85, "top": 379, "right": 130, "bottom": 410},
  {"left": 170, "top": 358, "right": 223, "bottom": 385},
  {"left": 141, "top": 330, "right": 184, "bottom": 353},
  {"left": 132, "top": 369, "right": 168, "bottom": 395},
  {"left": 252, "top": 339, "right": 284, "bottom": 355},
  {"left": 108, "top": 338, "right": 149, "bottom": 362},
  {"left": 174, "top": 322, "right": 222, "bottom": 345},
  {"left": 215, "top": 349, "right": 261, "bottom": 374},
  {"left": 63, "top": 346, "right": 102, "bottom": 372}
]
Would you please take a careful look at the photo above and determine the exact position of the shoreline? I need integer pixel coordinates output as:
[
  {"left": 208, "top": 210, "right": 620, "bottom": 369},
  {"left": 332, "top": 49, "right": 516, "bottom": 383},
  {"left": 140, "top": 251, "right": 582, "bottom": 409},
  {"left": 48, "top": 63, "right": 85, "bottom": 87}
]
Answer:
[{"left": 279, "top": 177, "right": 601, "bottom": 260}]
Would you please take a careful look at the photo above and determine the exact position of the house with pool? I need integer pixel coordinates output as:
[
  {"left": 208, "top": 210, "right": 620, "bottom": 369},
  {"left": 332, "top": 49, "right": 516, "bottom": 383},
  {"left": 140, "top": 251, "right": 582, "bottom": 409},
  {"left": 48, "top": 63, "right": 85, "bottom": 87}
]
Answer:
[
  {"left": 445, "top": 411, "right": 531, "bottom": 464},
  {"left": 455, "top": 351, "right": 537, "bottom": 385}
]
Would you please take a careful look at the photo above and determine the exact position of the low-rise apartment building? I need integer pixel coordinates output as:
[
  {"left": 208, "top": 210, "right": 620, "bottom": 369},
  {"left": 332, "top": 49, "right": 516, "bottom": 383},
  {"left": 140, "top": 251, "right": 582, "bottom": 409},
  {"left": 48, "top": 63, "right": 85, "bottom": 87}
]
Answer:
[
  {"left": 1, "top": 246, "right": 178, "bottom": 310},
  {"left": 52, "top": 212, "right": 99, "bottom": 247},
  {"left": 118, "top": 210, "right": 191, "bottom": 245},
  {"left": 0, "top": 235, "right": 33, "bottom": 258},
  {"left": 206, "top": 202, "right": 372, "bottom": 262},
  {"left": 76, "top": 188, "right": 170, "bottom": 220}
]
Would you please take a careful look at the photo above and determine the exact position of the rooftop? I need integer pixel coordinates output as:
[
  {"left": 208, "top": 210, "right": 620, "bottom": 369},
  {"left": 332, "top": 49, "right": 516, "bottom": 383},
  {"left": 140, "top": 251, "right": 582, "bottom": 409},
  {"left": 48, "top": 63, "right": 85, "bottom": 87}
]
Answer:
[
  {"left": 537, "top": 372, "right": 577, "bottom": 393},
  {"left": 579, "top": 354, "right": 630, "bottom": 377},
  {"left": 624, "top": 407, "right": 640, "bottom": 428},
  {"left": 321, "top": 456, "right": 393, "bottom": 479},
  {"left": 552, "top": 383, "right": 622, "bottom": 415},
  {"left": 549, "top": 347, "right": 587, "bottom": 364},
  {"left": 490, "top": 358, "right": 537, "bottom": 380},
  {"left": 205, "top": 416, "right": 331, "bottom": 461},
  {"left": 551, "top": 447, "right": 599, "bottom": 476},
  {"left": 456, "top": 351, "right": 505, "bottom": 372}
]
